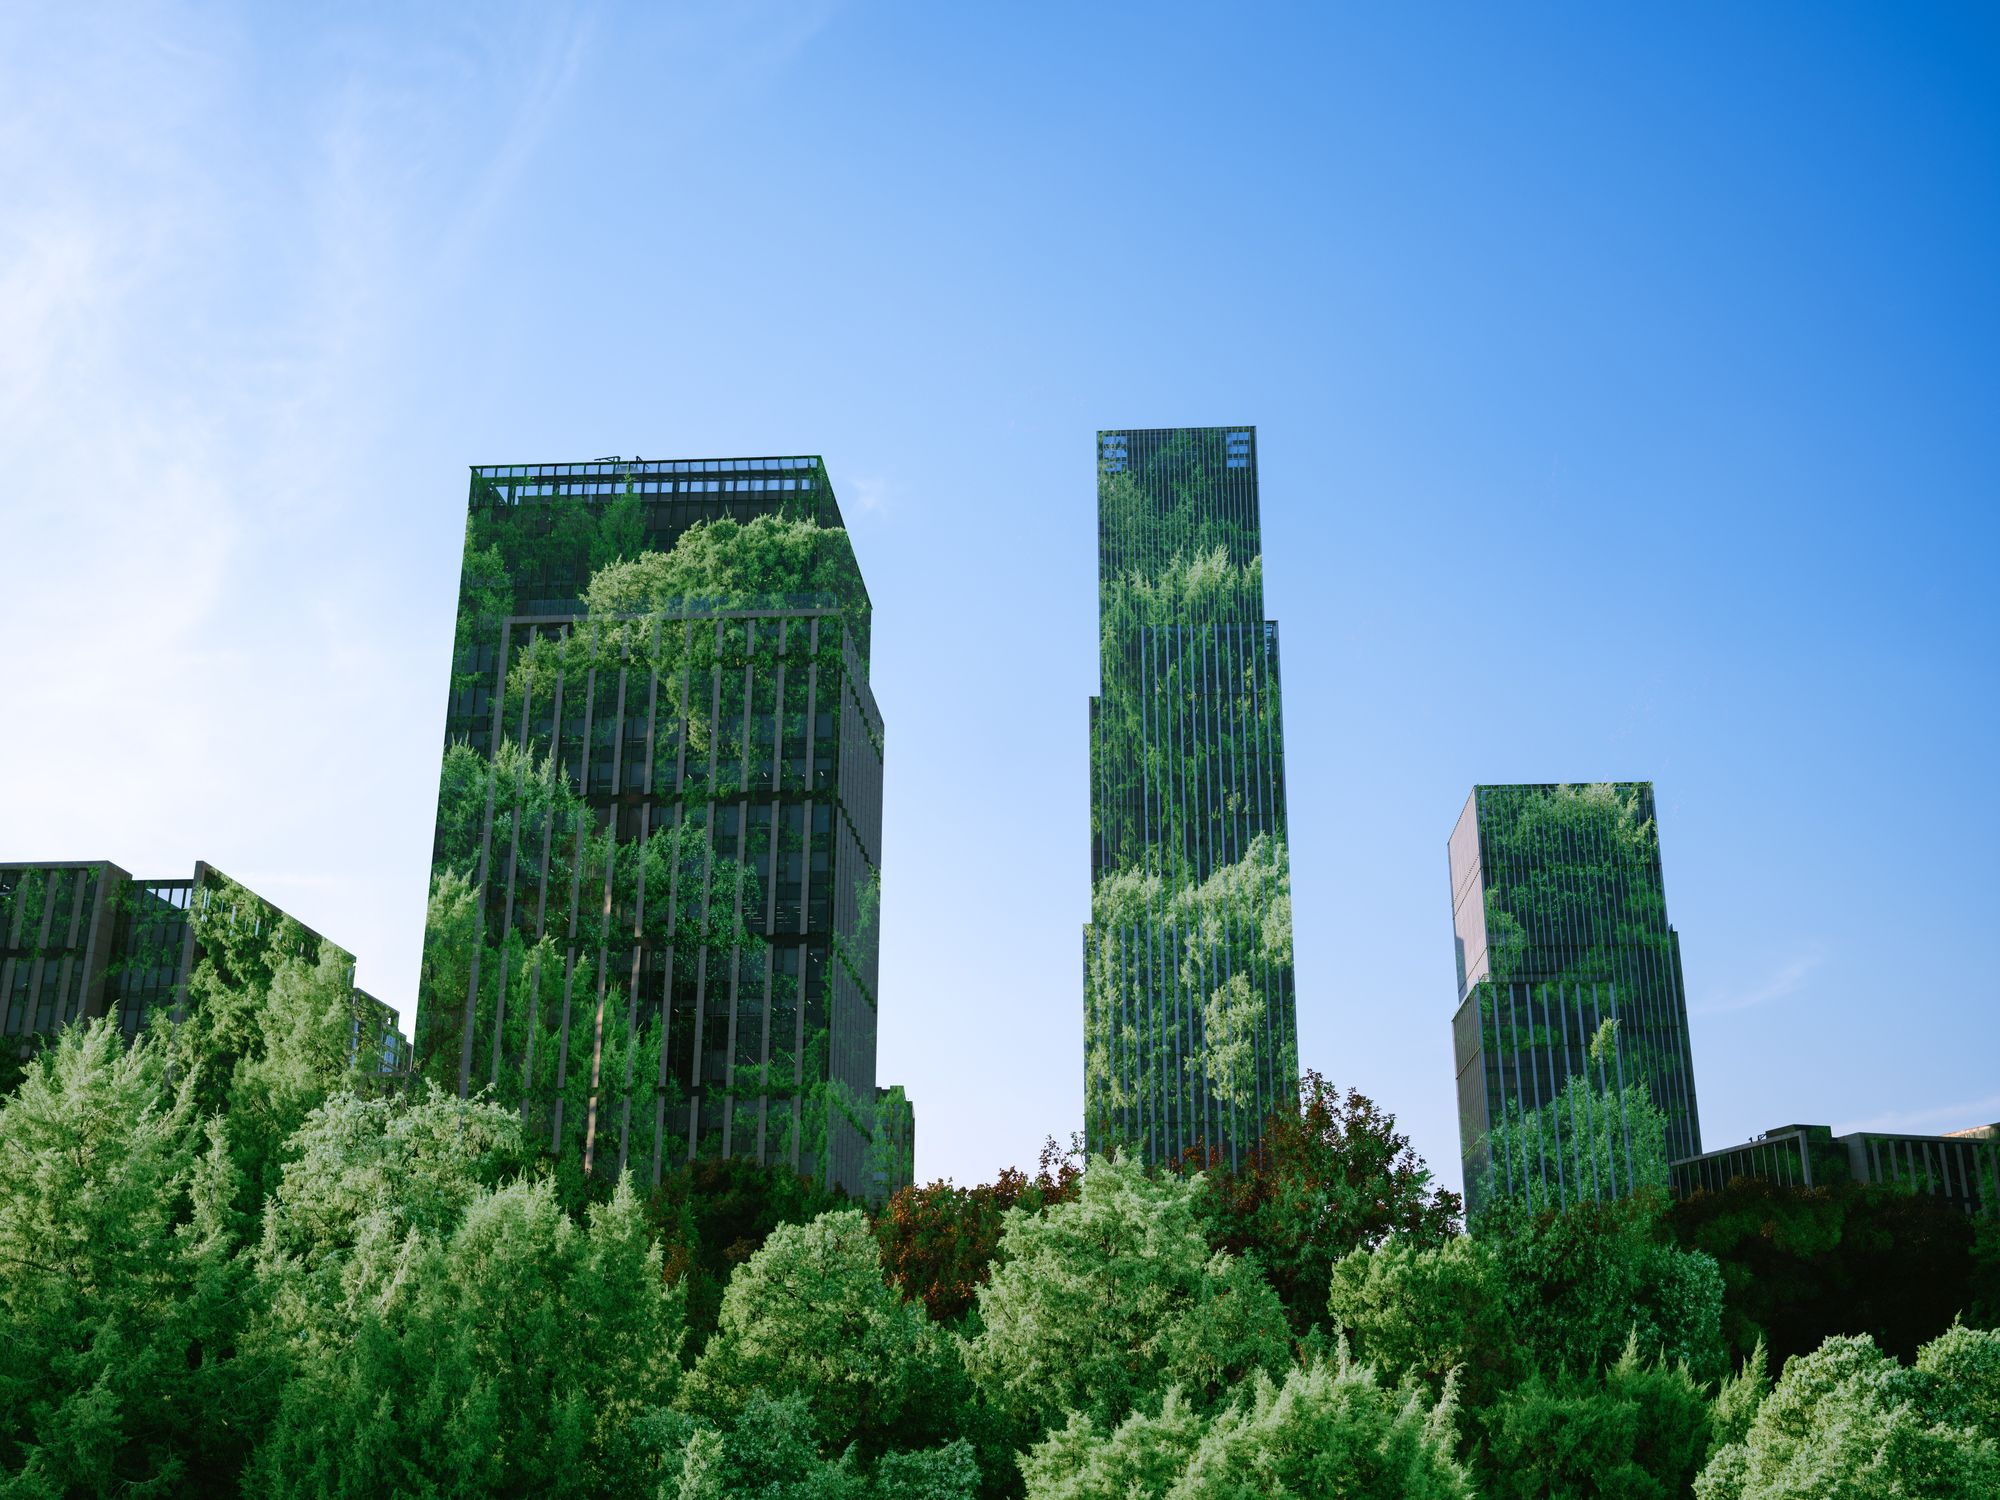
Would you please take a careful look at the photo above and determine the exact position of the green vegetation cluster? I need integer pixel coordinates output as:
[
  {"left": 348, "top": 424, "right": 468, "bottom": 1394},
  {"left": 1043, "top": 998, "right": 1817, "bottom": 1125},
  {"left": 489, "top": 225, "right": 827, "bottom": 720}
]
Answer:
[{"left": 7, "top": 946, "right": 1996, "bottom": 1500}]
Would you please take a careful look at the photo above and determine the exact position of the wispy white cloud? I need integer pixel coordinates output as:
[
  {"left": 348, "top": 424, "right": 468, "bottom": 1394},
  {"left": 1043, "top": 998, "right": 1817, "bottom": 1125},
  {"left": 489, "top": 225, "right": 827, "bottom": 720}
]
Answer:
[
  {"left": 1693, "top": 947, "right": 1824, "bottom": 1016},
  {"left": 0, "top": 3, "right": 599, "bottom": 1018}
]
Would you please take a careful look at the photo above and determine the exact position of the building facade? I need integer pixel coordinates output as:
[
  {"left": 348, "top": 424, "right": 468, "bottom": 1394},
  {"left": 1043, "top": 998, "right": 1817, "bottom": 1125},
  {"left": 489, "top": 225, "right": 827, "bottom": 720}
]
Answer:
[
  {"left": 1672, "top": 1122, "right": 2000, "bottom": 1217},
  {"left": 0, "top": 858, "right": 404, "bottom": 1067},
  {"left": 414, "top": 455, "right": 903, "bottom": 1198},
  {"left": 1085, "top": 426, "right": 1298, "bottom": 1168},
  {"left": 1449, "top": 783, "right": 1702, "bottom": 1213}
]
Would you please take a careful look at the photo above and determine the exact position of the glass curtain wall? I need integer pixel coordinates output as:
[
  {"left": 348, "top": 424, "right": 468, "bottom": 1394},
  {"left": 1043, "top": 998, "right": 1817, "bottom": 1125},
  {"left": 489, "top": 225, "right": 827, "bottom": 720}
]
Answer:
[
  {"left": 1449, "top": 782, "right": 1702, "bottom": 1213},
  {"left": 1085, "top": 426, "right": 1299, "bottom": 1168},
  {"left": 414, "top": 457, "right": 888, "bottom": 1196}
]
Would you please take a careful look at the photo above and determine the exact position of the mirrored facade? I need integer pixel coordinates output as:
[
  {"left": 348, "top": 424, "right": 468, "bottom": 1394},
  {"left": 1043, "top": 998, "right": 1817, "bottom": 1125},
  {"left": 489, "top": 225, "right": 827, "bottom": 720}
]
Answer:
[
  {"left": 1085, "top": 426, "right": 1298, "bottom": 1168},
  {"left": 414, "top": 456, "right": 910, "bottom": 1199},
  {"left": 1448, "top": 783, "right": 1703, "bottom": 1212}
]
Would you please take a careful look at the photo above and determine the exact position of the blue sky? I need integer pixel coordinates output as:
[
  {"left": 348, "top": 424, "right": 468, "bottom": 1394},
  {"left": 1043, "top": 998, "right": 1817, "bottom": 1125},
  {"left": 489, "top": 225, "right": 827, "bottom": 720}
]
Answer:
[{"left": 4, "top": 3, "right": 1996, "bottom": 1194}]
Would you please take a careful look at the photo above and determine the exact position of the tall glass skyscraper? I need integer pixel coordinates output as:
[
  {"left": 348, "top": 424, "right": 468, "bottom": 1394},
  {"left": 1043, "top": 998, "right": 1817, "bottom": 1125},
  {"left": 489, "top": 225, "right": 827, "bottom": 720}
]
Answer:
[
  {"left": 1085, "top": 426, "right": 1298, "bottom": 1167},
  {"left": 413, "top": 455, "right": 908, "bottom": 1199},
  {"left": 1448, "top": 782, "right": 1702, "bottom": 1213}
]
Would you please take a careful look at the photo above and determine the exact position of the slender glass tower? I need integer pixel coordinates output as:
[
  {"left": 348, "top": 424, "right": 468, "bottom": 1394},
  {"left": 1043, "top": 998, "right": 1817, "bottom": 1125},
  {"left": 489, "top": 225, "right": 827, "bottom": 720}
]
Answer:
[
  {"left": 1085, "top": 426, "right": 1298, "bottom": 1167},
  {"left": 1448, "top": 782, "right": 1702, "bottom": 1213},
  {"left": 414, "top": 456, "right": 908, "bottom": 1198}
]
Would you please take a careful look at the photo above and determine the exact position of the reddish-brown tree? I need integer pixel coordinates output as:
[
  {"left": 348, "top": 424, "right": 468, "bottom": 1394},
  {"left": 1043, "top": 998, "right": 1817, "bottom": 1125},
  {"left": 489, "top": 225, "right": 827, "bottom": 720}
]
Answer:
[
  {"left": 874, "top": 1136, "right": 1082, "bottom": 1324},
  {"left": 1193, "top": 1072, "right": 1462, "bottom": 1330}
]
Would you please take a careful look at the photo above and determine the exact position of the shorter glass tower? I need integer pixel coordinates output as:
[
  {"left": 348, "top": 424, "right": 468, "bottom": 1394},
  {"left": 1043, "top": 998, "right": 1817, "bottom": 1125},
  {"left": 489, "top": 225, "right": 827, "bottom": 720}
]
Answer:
[
  {"left": 1448, "top": 783, "right": 1702, "bottom": 1213},
  {"left": 0, "top": 859, "right": 404, "bottom": 1068}
]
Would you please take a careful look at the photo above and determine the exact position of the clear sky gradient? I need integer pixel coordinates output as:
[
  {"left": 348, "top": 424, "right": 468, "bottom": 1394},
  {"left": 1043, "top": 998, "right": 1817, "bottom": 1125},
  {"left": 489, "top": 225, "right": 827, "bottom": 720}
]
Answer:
[{"left": 4, "top": 3, "right": 1996, "bottom": 1194}]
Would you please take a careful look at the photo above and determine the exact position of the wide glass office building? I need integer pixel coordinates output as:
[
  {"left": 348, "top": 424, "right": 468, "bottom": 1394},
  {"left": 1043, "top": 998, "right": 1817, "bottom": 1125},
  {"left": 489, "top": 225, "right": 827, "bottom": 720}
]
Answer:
[
  {"left": 0, "top": 858, "right": 403, "bottom": 1069},
  {"left": 415, "top": 455, "right": 908, "bottom": 1199},
  {"left": 1085, "top": 426, "right": 1298, "bottom": 1167},
  {"left": 1449, "top": 782, "right": 1703, "bottom": 1212}
]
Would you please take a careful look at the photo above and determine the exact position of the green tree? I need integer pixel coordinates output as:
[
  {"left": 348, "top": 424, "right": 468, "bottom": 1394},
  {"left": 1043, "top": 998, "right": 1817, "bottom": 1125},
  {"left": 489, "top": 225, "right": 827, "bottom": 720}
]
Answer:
[
  {"left": 963, "top": 1152, "right": 1291, "bottom": 1437},
  {"left": 1483, "top": 1196, "right": 1727, "bottom": 1382},
  {"left": 1326, "top": 1233, "right": 1525, "bottom": 1410},
  {"left": 649, "top": 1154, "right": 850, "bottom": 1353},
  {"left": 248, "top": 1174, "right": 683, "bottom": 1500},
  {"left": 680, "top": 1208, "right": 964, "bottom": 1458},
  {"left": 252, "top": 1087, "right": 534, "bottom": 1355},
  {"left": 1019, "top": 1355, "right": 1471, "bottom": 1500},
  {"left": 0, "top": 1020, "right": 272, "bottom": 1496},
  {"left": 660, "top": 1391, "right": 980, "bottom": 1500},
  {"left": 1478, "top": 1338, "right": 1711, "bottom": 1500},
  {"left": 1197, "top": 1074, "right": 1460, "bottom": 1331},
  {"left": 223, "top": 944, "right": 374, "bottom": 1203},
  {"left": 1667, "top": 1176, "right": 1993, "bottom": 1367},
  {"left": 1695, "top": 1328, "right": 2000, "bottom": 1499},
  {"left": 1328, "top": 1194, "right": 1726, "bottom": 1408},
  {"left": 584, "top": 512, "right": 867, "bottom": 623}
]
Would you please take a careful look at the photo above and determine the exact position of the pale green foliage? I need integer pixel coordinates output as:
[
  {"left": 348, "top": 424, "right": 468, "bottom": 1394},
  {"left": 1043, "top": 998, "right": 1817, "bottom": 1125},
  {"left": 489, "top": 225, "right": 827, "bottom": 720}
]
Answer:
[
  {"left": 1100, "top": 542, "right": 1264, "bottom": 629},
  {"left": 1326, "top": 1234, "right": 1523, "bottom": 1407},
  {"left": 225, "top": 943, "right": 372, "bottom": 1201},
  {"left": 1021, "top": 1356, "right": 1470, "bottom": 1500},
  {"left": 584, "top": 513, "right": 865, "bottom": 620},
  {"left": 0, "top": 1020, "right": 271, "bottom": 1493},
  {"left": 663, "top": 1391, "right": 979, "bottom": 1499},
  {"left": 1088, "top": 836, "right": 1294, "bottom": 1119},
  {"left": 1018, "top": 1390, "right": 1211, "bottom": 1498},
  {"left": 1695, "top": 1330, "right": 2000, "bottom": 1500},
  {"left": 1707, "top": 1340, "right": 1770, "bottom": 1456},
  {"left": 1914, "top": 1321, "right": 2000, "bottom": 1435},
  {"left": 681, "top": 1208, "right": 957, "bottom": 1456},
  {"left": 964, "top": 1153, "right": 1291, "bottom": 1434},
  {"left": 253, "top": 1087, "right": 534, "bottom": 1353},
  {"left": 249, "top": 1173, "right": 683, "bottom": 1499}
]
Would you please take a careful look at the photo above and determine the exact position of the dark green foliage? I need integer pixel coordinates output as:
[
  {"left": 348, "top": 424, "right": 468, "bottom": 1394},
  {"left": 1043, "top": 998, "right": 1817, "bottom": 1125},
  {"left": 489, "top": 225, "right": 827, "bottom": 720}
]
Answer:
[
  {"left": 1478, "top": 1342, "right": 1711, "bottom": 1500},
  {"left": 1483, "top": 1194, "right": 1728, "bottom": 1383},
  {"left": 650, "top": 1152, "right": 850, "bottom": 1351},
  {"left": 0, "top": 1022, "right": 273, "bottom": 1498},
  {"left": 1194, "top": 1071, "right": 1461, "bottom": 1331},
  {"left": 1329, "top": 1190, "right": 1727, "bottom": 1423},
  {"left": 660, "top": 1391, "right": 980, "bottom": 1499},
  {"left": 1667, "top": 1176, "right": 1996, "bottom": 1367}
]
